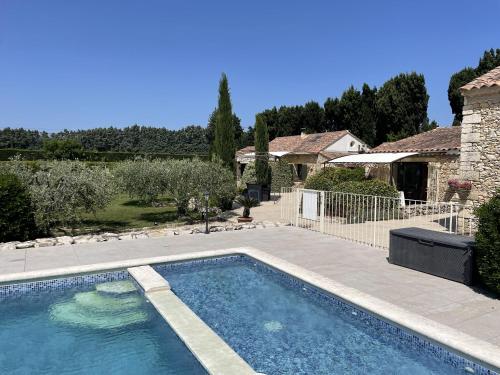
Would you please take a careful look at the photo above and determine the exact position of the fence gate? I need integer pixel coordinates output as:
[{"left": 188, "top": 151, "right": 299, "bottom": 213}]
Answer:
[{"left": 280, "top": 187, "right": 476, "bottom": 249}]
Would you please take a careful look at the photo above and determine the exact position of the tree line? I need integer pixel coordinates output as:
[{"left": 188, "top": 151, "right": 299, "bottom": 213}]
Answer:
[
  {"left": 0, "top": 125, "right": 210, "bottom": 154},
  {"left": 253, "top": 72, "right": 436, "bottom": 147}
]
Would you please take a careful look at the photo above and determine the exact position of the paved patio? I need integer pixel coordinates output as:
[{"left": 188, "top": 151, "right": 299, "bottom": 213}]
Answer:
[{"left": 0, "top": 226, "right": 499, "bottom": 348}]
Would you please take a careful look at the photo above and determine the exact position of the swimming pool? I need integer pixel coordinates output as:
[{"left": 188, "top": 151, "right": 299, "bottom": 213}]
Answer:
[
  {"left": 155, "top": 255, "right": 494, "bottom": 375},
  {"left": 0, "top": 272, "right": 206, "bottom": 375}
]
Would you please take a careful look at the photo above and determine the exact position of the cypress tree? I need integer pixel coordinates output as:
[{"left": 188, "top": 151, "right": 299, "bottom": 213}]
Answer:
[
  {"left": 254, "top": 114, "right": 269, "bottom": 185},
  {"left": 213, "top": 73, "right": 236, "bottom": 172}
]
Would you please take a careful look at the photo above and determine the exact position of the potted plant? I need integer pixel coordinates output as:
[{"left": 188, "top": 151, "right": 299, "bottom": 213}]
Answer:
[{"left": 236, "top": 196, "right": 259, "bottom": 223}]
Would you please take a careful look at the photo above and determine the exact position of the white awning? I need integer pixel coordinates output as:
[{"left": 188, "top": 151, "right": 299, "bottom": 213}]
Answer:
[
  {"left": 328, "top": 152, "right": 419, "bottom": 164},
  {"left": 243, "top": 151, "right": 290, "bottom": 157}
]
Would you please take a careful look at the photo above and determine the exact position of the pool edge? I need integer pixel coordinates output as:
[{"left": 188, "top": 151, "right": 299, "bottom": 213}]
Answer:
[{"left": 0, "top": 246, "right": 499, "bottom": 373}]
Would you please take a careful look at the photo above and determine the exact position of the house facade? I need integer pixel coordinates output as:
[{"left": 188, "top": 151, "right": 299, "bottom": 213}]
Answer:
[
  {"left": 330, "top": 127, "right": 461, "bottom": 202},
  {"left": 236, "top": 130, "right": 369, "bottom": 182},
  {"left": 329, "top": 66, "right": 500, "bottom": 205}
]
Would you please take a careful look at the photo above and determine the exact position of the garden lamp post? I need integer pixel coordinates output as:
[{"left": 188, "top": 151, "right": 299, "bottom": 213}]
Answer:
[{"left": 204, "top": 191, "right": 209, "bottom": 234}]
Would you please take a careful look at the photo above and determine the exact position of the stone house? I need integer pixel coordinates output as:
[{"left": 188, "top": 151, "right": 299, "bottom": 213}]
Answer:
[
  {"left": 330, "top": 127, "right": 461, "bottom": 202},
  {"left": 236, "top": 130, "right": 369, "bottom": 182},
  {"left": 459, "top": 66, "right": 500, "bottom": 205},
  {"left": 329, "top": 66, "right": 500, "bottom": 205}
]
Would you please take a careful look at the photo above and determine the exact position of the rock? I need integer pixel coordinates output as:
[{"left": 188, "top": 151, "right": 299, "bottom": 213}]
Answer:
[
  {"left": 173, "top": 231, "right": 180, "bottom": 236},
  {"left": 242, "top": 224, "right": 256, "bottom": 229},
  {"left": 233, "top": 225, "right": 243, "bottom": 230},
  {"left": 73, "top": 235, "right": 93, "bottom": 244},
  {"left": 90, "top": 235, "right": 106, "bottom": 242},
  {"left": 225, "top": 226, "right": 234, "bottom": 231},
  {"left": 191, "top": 227, "right": 203, "bottom": 234},
  {"left": 131, "top": 233, "right": 148, "bottom": 239},
  {"left": 56, "top": 236, "right": 74, "bottom": 245},
  {"left": 0, "top": 242, "right": 18, "bottom": 251},
  {"left": 209, "top": 226, "right": 224, "bottom": 232},
  {"left": 146, "top": 230, "right": 165, "bottom": 238},
  {"left": 35, "top": 238, "right": 57, "bottom": 247},
  {"left": 16, "top": 241, "right": 35, "bottom": 249},
  {"left": 119, "top": 234, "right": 133, "bottom": 241},
  {"left": 102, "top": 232, "right": 119, "bottom": 241}
]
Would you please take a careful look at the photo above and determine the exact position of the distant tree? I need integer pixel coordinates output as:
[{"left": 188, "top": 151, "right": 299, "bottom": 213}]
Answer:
[
  {"left": 0, "top": 128, "right": 48, "bottom": 149},
  {"left": 254, "top": 115, "right": 269, "bottom": 185},
  {"left": 213, "top": 73, "right": 236, "bottom": 172},
  {"left": 448, "top": 49, "right": 500, "bottom": 125},
  {"left": 421, "top": 117, "right": 438, "bottom": 132},
  {"left": 302, "top": 101, "right": 325, "bottom": 133},
  {"left": 207, "top": 108, "right": 243, "bottom": 154},
  {"left": 448, "top": 68, "right": 477, "bottom": 126},
  {"left": 375, "top": 72, "right": 429, "bottom": 144},
  {"left": 43, "top": 139, "right": 85, "bottom": 160},
  {"left": 358, "top": 84, "right": 378, "bottom": 146},
  {"left": 323, "top": 97, "right": 341, "bottom": 131}
]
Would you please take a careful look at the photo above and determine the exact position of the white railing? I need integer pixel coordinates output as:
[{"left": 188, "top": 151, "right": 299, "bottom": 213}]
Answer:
[{"left": 280, "top": 187, "right": 477, "bottom": 249}]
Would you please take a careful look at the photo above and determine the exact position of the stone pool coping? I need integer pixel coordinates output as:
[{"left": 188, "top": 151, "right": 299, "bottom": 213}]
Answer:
[
  {"left": 129, "top": 265, "right": 255, "bottom": 375},
  {"left": 0, "top": 246, "right": 499, "bottom": 373}
]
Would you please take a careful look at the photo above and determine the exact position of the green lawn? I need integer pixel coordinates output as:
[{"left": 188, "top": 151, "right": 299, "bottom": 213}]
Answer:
[{"left": 75, "top": 194, "right": 181, "bottom": 234}]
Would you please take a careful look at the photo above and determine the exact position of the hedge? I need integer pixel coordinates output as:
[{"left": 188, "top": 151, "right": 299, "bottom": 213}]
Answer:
[
  {"left": 269, "top": 160, "right": 294, "bottom": 193},
  {"left": 474, "top": 193, "right": 500, "bottom": 294},
  {"left": 0, "top": 148, "right": 208, "bottom": 162},
  {"left": 0, "top": 173, "right": 37, "bottom": 242},
  {"left": 304, "top": 167, "right": 365, "bottom": 191}
]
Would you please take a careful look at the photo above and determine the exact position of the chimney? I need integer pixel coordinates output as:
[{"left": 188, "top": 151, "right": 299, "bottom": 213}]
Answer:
[{"left": 300, "top": 128, "right": 307, "bottom": 138}]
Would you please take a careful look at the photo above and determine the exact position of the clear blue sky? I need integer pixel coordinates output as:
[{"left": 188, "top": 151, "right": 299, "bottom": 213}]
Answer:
[{"left": 1, "top": 0, "right": 499, "bottom": 132}]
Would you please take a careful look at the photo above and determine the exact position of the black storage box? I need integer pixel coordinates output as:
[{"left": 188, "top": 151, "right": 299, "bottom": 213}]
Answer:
[{"left": 389, "top": 227, "right": 475, "bottom": 285}]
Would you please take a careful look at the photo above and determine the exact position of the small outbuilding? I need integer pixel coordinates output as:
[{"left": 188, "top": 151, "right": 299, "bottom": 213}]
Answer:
[{"left": 236, "top": 130, "right": 369, "bottom": 182}]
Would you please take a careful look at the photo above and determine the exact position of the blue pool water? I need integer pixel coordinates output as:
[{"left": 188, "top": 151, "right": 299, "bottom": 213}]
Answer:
[
  {"left": 156, "top": 257, "right": 475, "bottom": 375},
  {"left": 0, "top": 277, "right": 205, "bottom": 375}
]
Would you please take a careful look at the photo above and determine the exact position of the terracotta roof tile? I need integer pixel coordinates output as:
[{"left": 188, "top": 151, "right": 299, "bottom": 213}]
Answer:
[
  {"left": 461, "top": 66, "right": 500, "bottom": 91},
  {"left": 236, "top": 130, "right": 349, "bottom": 155},
  {"left": 369, "top": 127, "right": 461, "bottom": 153}
]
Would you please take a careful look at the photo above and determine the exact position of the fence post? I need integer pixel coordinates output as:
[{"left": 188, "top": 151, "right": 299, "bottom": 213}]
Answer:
[
  {"left": 320, "top": 191, "right": 325, "bottom": 233},
  {"left": 449, "top": 203, "right": 454, "bottom": 233},
  {"left": 295, "top": 188, "right": 301, "bottom": 227},
  {"left": 373, "top": 196, "right": 378, "bottom": 246}
]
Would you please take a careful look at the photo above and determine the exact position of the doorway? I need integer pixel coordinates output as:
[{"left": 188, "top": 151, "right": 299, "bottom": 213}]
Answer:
[{"left": 396, "top": 162, "right": 428, "bottom": 201}]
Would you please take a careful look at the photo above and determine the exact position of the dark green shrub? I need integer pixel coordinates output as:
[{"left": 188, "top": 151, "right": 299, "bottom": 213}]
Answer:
[
  {"left": 304, "top": 167, "right": 365, "bottom": 191},
  {"left": 0, "top": 173, "right": 37, "bottom": 242},
  {"left": 475, "top": 194, "right": 500, "bottom": 294},
  {"left": 269, "top": 160, "right": 294, "bottom": 193},
  {"left": 334, "top": 179, "right": 399, "bottom": 198},
  {"left": 329, "top": 180, "right": 399, "bottom": 223},
  {"left": 43, "top": 139, "right": 85, "bottom": 160}
]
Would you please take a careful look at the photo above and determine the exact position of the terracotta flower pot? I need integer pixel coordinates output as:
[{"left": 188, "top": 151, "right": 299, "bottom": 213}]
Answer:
[{"left": 237, "top": 217, "right": 253, "bottom": 223}]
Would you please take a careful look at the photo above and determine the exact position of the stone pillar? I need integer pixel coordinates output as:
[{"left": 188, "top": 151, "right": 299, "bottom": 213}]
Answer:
[{"left": 459, "top": 86, "right": 500, "bottom": 205}]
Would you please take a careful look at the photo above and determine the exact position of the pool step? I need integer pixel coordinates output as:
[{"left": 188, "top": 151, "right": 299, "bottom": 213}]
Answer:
[
  {"left": 49, "top": 281, "right": 147, "bottom": 329},
  {"left": 128, "top": 265, "right": 256, "bottom": 375}
]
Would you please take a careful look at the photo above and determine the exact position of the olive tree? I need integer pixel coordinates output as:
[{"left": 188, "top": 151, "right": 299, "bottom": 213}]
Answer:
[
  {"left": 7, "top": 159, "right": 116, "bottom": 232},
  {"left": 114, "top": 158, "right": 169, "bottom": 204}
]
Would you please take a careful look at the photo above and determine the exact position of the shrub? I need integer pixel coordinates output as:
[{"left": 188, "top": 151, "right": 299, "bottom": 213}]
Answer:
[
  {"left": 114, "top": 158, "right": 169, "bottom": 204},
  {"left": 0, "top": 173, "right": 37, "bottom": 242},
  {"left": 304, "top": 167, "right": 365, "bottom": 191},
  {"left": 168, "top": 158, "right": 235, "bottom": 214},
  {"left": 240, "top": 163, "right": 257, "bottom": 186},
  {"left": 475, "top": 194, "right": 500, "bottom": 294},
  {"left": 269, "top": 160, "right": 294, "bottom": 193},
  {"left": 7, "top": 159, "right": 117, "bottom": 232},
  {"left": 43, "top": 139, "right": 85, "bottom": 160},
  {"left": 334, "top": 179, "right": 399, "bottom": 198}
]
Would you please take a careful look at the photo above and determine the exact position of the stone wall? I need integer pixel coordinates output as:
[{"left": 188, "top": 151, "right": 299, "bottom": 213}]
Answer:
[
  {"left": 460, "top": 86, "right": 500, "bottom": 205},
  {"left": 427, "top": 155, "right": 461, "bottom": 202}
]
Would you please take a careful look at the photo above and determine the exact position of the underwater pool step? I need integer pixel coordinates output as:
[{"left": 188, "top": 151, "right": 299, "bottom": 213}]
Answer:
[
  {"left": 95, "top": 280, "right": 138, "bottom": 295},
  {"left": 128, "top": 265, "right": 256, "bottom": 375}
]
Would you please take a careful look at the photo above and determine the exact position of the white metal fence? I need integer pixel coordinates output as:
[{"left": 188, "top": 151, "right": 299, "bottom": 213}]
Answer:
[{"left": 280, "top": 187, "right": 477, "bottom": 249}]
